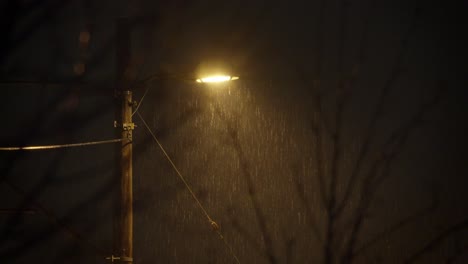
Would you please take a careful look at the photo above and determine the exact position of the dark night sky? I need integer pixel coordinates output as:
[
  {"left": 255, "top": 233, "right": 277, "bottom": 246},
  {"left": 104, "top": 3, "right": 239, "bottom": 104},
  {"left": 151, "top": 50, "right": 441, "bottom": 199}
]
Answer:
[{"left": 1, "top": 0, "right": 467, "bottom": 263}]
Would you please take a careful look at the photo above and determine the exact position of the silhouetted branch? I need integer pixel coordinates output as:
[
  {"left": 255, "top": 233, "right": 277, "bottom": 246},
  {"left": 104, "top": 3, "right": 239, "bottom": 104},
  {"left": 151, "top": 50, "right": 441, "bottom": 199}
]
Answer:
[
  {"left": 283, "top": 231, "right": 296, "bottom": 264},
  {"left": 444, "top": 236, "right": 466, "bottom": 264},
  {"left": 230, "top": 215, "right": 264, "bottom": 256},
  {"left": 323, "top": 0, "right": 349, "bottom": 262},
  {"left": 340, "top": 84, "right": 442, "bottom": 262},
  {"left": 214, "top": 103, "right": 277, "bottom": 264},
  {"left": 0, "top": 177, "right": 110, "bottom": 258},
  {"left": 350, "top": 0, "right": 377, "bottom": 78},
  {"left": 353, "top": 195, "right": 438, "bottom": 257},
  {"left": 404, "top": 219, "right": 468, "bottom": 264},
  {"left": 340, "top": 153, "right": 384, "bottom": 264},
  {"left": 371, "top": 84, "right": 445, "bottom": 190},
  {"left": 291, "top": 165, "right": 323, "bottom": 243},
  {"left": 336, "top": 0, "right": 422, "bottom": 217},
  {"left": 0, "top": 0, "right": 71, "bottom": 65}
]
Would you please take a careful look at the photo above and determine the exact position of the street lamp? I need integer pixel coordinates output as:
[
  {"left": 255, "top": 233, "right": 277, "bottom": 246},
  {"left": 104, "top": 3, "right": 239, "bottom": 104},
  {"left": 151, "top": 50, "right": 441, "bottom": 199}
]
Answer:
[
  {"left": 196, "top": 75, "right": 239, "bottom": 83},
  {"left": 195, "top": 59, "right": 238, "bottom": 84},
  {"left": 114, "top": 15, "right": 242, "bottom": 264},
  {"left": 117, "top": 69, "right": 239, "bottom": 263}
]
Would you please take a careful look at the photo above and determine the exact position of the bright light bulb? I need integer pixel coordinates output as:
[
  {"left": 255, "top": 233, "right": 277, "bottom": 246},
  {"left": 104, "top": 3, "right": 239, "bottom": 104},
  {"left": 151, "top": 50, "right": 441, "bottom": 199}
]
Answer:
[{"left": 196, "top": 75, "right": 239, "bottom": 83}]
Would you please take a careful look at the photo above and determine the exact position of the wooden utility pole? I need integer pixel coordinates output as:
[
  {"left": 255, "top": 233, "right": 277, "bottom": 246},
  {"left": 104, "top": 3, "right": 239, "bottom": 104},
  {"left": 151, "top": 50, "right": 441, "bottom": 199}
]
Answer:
[
  {"left": 120, "top": 90, "right": 133, "bottom": 263},
  {"left": 114, "top": 17, "right": 133, "bottom": 264}
]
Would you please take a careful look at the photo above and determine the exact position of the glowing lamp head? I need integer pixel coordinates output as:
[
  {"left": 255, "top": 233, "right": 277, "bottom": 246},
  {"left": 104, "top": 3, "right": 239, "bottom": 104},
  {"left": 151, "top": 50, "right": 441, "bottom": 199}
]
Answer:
[{"left": 196, "top": 75, "right": 239, "bottom": 83}]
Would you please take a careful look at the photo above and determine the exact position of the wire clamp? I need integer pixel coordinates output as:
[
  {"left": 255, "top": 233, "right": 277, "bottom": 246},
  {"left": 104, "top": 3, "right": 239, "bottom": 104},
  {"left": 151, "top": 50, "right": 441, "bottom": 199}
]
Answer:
[
  {"left": 123, "top": 122, "right": 136, "bottom": 131},
  {"left": 210, "top": 220, "right": 220, "bottom": 231}
]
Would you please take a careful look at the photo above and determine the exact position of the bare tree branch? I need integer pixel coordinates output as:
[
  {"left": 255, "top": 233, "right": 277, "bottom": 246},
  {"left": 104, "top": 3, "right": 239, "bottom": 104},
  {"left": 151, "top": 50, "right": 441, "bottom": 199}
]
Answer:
[
  {"left": 404, "top": 219, "right": 468, "bottom": 264},
  {"left": 352, "top": 194, "right": 438, "bottom": 257},
  {"left": 214, "top": 103, "right": 278, "bottom": 264},
  {"left": 336, "top": 0, "right": 422, "bottom": 217},
  {"left": 323, "top": 0, "right": 349, "bottom": 262},
  {"left": 291, "top": 165, "right": 323, "bottom": 244}
]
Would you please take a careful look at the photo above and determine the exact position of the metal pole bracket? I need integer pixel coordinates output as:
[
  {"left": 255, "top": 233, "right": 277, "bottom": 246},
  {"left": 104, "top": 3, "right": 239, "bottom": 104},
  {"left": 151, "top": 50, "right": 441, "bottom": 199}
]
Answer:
[
  {"left": 122, "top": 122, "right": 136, "bottom": 131},
  {"left": 106, "top": 255, "right": 133, "bottom": 263}
]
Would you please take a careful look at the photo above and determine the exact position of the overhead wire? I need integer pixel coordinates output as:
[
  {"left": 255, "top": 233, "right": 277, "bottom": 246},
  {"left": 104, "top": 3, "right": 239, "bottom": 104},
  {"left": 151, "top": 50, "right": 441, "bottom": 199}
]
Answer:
[
  {"left": 131, "top": 74, "right": 196, "bottom": 117},
  {"left": 135, "top": 110, "right": 212, "bottom": 222},
  {"left": 130, "top": 52, "right": 152, "bottom": 117},
  {"left": 136, "top": 110, "right": 241, "bottom": 264},
  {"left": 131, "top": 83, "right": 152, "bottom": 117},
  {"left": 0, "top": 138, "right": 122, "bottom": 151},
  {"left": 0, "top": 138, "right": 121, "bottom": 256}
]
